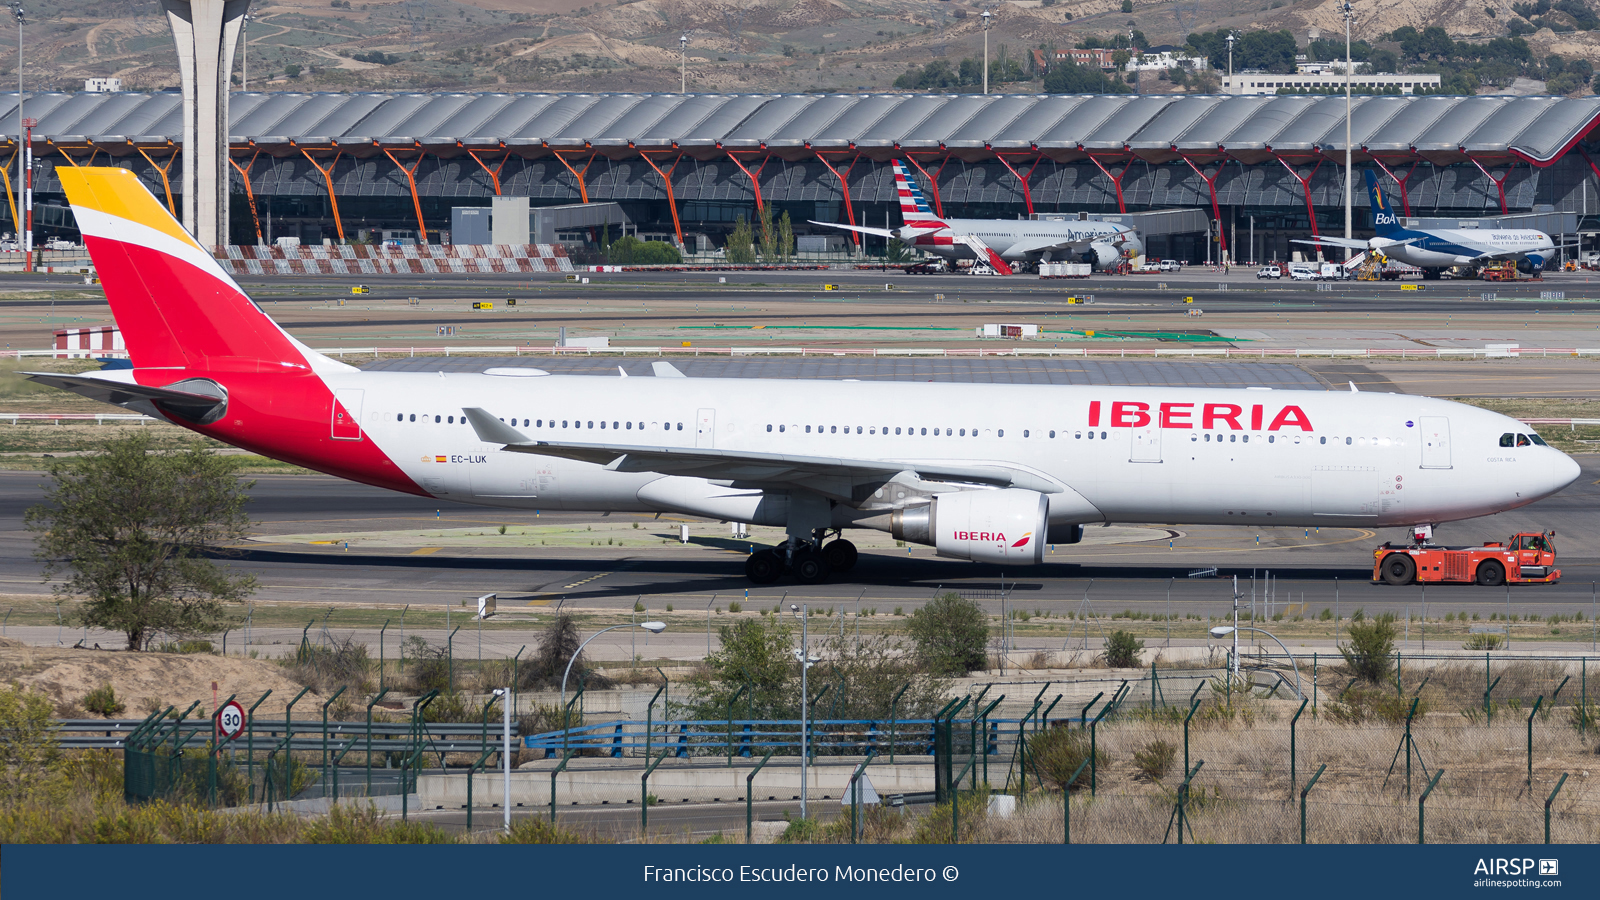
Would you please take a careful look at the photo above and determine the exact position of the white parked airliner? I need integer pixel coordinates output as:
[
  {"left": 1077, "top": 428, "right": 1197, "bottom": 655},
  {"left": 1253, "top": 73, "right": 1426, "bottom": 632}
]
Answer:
[{"left": 30, "top": 168, "right": 1580, "bottom": 584}]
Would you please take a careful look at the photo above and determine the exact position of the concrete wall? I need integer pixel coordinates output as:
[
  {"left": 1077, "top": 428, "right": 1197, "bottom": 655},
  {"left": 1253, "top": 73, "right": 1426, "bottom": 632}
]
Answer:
[{"left": 417, "top": 758, "right": 935, "bottom": 810}]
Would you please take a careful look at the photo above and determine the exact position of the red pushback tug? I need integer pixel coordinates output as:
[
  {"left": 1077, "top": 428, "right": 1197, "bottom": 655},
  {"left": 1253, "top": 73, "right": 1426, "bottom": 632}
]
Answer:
[{"left": 1373, "top": 530, "right": 1560, "bottom": 587}]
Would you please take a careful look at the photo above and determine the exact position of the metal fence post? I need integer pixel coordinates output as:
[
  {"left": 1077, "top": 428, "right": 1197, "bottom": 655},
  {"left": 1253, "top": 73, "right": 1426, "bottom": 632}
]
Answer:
[
  {"left": 245, "top": 691, "right": 271, "bottom": 803},
  {"left": 364, "top": 688, "right": 389, "bottom": 798},
  {"left": 847, "top": 752, "right": 876, "bottom": 844},
  {"left": 1089, "top": 684, "right": 1125, "bottom": 797},
  {"left": 887, "top": 682, "right": 910, "bottom": 764},
  {"left": 951, "top": 757, "right": 977, "bottom": 843},
  {"left": 1062, "top": 754, "right": 1092, "bottom": 844},
  {"left": 550, "top": 749, "right": 574, "bottom": 823},
  {"left": 641, "top": 750, "right": 668, "bottom": 833},
  {"left": 1300, "top": 763, "right": 1326, "bottom": 844},
  {"left": 464, "top": 746, "right": 495, "bottom": 833},
  {"left": 1183, "top": 682, "right": 1203, "bottom": 775},
  {"left": 1418, "top": 768, "right": 1444, "bottom": 844},
  {"left": 446, "top": 624, "right": 462, "bottom": 694},
  {"left": 1528, "top": 695, "right": 1545, "bottom": 787},
  {"left": 745, "top": 749, "right": 775, "bottom": 844},
  {"left": 1545, "top": 772, "right": 1569, "bottom": 844},
  {"left": 320, "top": 686, "right": 346, "bottom": 798},
  {"left": 1290, "top": 697, "right": 1309, "bottom": 798}
]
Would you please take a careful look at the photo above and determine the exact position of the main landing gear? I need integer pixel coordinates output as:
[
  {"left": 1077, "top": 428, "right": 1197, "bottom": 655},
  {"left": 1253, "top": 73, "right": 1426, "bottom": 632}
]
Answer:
[{"left": 745, "top": 530, "right": 858, "bottom": 584}]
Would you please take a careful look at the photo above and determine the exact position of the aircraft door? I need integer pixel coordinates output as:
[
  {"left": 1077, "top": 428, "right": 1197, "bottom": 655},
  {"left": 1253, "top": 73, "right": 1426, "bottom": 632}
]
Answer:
[
  {"left": 696, "top": 408, "right": 716, "bottom": 448},
  {"left": 332, "top": 389, "right": 364, "bottom": 441},
  {"left": 1129, "top": 424, "right": 1161, "bottom": 463},
  {"left": 1419, "top": 416, "right": 1451, "bottom": 468}
]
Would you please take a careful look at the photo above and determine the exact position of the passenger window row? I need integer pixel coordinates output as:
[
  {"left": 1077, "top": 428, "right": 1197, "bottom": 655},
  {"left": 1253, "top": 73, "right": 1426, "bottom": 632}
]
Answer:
[{"left": 395, "top": 414, "right": 685, "bottom": 432}]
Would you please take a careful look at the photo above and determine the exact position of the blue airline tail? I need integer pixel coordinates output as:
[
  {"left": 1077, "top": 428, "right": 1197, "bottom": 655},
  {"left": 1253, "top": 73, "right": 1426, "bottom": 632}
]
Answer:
[{"left": 1366, "top": 170, "right": 1400, "bottom": 237}]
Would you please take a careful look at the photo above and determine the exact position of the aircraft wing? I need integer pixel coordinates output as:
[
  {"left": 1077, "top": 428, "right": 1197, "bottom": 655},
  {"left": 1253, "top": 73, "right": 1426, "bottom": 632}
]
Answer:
[
  {"left": 805, "top": 220, "right": 897, "bottom": 240},
  {"left": 1002, "top": 236, "right": 1101, "bottom": 258},
  {"left": 461, "top": 407, "right": 1063, "bottom": 498},
  {"left": 1290, "top": 236, "right": 1372, "bottom": 250}
]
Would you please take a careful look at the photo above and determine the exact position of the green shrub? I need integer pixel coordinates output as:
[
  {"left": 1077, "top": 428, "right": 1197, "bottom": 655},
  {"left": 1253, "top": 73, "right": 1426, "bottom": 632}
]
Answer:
[
  {"left": 1133, "top": 739, "right": 1176, "bottom": 781},
  {"left": 1102, "top": 630, "right": 1145, "bottom": 668},
  {"left": 499, "top": 816, "right": 588, "bottom": 843},
  {"left": 1463, "top": 633, "right": 1505, "bottom": 651},
  {"left": 1340, "top": 613, "right": 1396, "bottom": 683},
  {"left": 728, "top": 601, "right": 742, "bottom": 613},
  {"left": 1325, "top": 685, "right": 1427, "bottom": 724},
  {"left": 81, "top": 685, "right": 125, "bottom": 717},
  {"left": 906, "top": 593, "right": 989, "bottom": 675},
  {"left": 1027, "top": 726, "right": 1106, "bottom": 792},
  {"left": 302, "top": 804, "right": 456, "bottom": 843}
]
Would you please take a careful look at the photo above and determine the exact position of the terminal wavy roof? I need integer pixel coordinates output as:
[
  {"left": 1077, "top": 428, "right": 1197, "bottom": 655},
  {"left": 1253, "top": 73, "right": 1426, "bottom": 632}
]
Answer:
[{"left": 8, "top": 91, "right": 1600, "bottom": 168}]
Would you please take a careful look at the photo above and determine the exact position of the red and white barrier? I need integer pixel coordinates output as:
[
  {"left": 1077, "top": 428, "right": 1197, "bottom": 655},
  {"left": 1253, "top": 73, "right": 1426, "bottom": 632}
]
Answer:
[{"left": 53, "top": 326, "right": 124, "bottom": 359}]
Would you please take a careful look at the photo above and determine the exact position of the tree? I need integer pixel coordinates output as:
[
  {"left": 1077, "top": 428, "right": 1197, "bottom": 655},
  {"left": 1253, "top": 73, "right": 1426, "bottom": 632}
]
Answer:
[
  {"left": 776, "top": 210, "right": 795, "bottom": 262},
  {"left": 26, "top": 434, "right": 255, "bottom": 651},
  {"left": 605, "top": 234, "right": 681, "bottom": 265},
  {"left": 1042, "top": 60, "right": 1131, "bottom": 94},
  {"left": 725, "top": 215, "right": 756, "bottom": 264},
  {"left": 0, "top": 684, "right": 56, "bottom": 798},
  {"left": 906, "top": 592, "right": 989, "bottom": 675},
  {"left": 1103, "top": 630, "right": 1144, "bottom": 668},
  {"left": 1120, "top": 0, "right": 1132, "bottom": 11},
  {"left": 284, "top": 63, "right": 303, "bottom": 78}
]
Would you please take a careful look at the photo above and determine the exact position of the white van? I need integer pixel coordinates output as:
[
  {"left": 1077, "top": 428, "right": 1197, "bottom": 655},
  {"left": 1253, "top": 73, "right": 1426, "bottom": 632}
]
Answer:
[{"left": 1288, "top": 264, "right": 1318, "bottom": 281}]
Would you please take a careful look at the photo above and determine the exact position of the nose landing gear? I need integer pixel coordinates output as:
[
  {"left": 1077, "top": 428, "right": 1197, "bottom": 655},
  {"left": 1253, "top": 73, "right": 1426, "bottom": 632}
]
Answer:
[{"left": 743, "top": 531, "right": 859, "bottom": 584}]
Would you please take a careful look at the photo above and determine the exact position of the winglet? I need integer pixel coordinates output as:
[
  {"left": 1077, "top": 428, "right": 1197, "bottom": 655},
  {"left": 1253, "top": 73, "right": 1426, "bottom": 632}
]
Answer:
[
  {"left": 462, "top": 407, "right": 532, "bottom": 445},
  {"left": 1349, "top": 381, "right": 1360, "bottom": 393},
  {"left": 652, "top": 361, "right": 687, "bottom": 378}
]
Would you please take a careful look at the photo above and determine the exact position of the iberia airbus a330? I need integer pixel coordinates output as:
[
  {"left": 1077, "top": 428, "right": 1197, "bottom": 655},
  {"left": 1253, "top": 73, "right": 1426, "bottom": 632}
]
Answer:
[{"left": 29, "top": 168, "right": 1580, "bottom": 584}]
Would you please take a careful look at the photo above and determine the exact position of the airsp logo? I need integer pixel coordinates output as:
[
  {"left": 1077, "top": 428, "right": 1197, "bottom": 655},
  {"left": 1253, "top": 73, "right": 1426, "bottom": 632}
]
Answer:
[{"left": 1473, "top": 859, "right": 1554, "bottom": 876}]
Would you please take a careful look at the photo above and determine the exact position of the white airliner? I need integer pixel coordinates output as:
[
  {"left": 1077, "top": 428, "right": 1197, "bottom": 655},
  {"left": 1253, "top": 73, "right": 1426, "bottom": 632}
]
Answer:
[
  {"left": 1298, "top": 171, "right": 1556, "bottom": 279},
  {"left": 30, "top": 168, "right": 1580, "bottom": 584},
  {"left": 808, "top": 159, "right": 1142, "bottom": 275}
]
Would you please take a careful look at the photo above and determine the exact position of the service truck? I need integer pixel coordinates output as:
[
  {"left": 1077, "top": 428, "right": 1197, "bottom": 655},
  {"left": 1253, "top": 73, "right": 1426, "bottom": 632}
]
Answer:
[{"left": 1373, "top": 532, "right": 1560, "bottom": 586}]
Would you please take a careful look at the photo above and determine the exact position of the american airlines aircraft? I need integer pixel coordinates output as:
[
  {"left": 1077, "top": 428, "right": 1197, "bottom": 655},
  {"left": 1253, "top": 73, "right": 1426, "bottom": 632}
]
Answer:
[
  {"left": 1299, "top": 171, "right": 1556, "bottom": 279},
  {"left": 809, "top": 159, "right": 1142, "bottom": 275},
  {"left": 31, "top": 168, "right": 1580, "bottom": 585}
]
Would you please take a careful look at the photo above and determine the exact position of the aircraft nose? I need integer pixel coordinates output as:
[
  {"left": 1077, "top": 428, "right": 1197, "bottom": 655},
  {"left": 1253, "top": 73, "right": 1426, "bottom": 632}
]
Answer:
[{"left": 1535, "top": 450, "right": 1582, "bottom": 499}]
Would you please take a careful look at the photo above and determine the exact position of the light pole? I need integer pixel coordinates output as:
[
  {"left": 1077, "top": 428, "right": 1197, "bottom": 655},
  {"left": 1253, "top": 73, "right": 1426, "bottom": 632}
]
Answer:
[
  {"left": 560, "top": 621, "right": 667, "bottom": 709},
  {"left": 791, "top": 604, "right": 820, "bottom": 819},
  {"left": 679, "top": 32, "right": 688, "bottom": 95},
  {"left": 981, "top": 8, "right": 991, "bottom": 95},
  {"left": 1210, "top": 625, "right": 1303, "bottom": 700},
  {"left": 1343, "top": 1, "right": 1355, "bottom": 260},
  {"left": 1225, "top": 31, "right": 1234, "bottom": 94},
  {"left": 242, "top": 13, "right": 253, "bottom": 90}
]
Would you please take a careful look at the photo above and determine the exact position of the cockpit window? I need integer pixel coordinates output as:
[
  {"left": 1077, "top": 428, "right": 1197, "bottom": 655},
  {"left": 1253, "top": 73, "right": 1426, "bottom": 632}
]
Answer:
[
  {"left": 1516, "top": 434, "right": 1531, "bottom": 447},
  {"left": 1499, "top": 433, "right": 1515, "bottom": 447},
  {"left": 1528, "top": 433, "right": 1548, "bottom": 446}
]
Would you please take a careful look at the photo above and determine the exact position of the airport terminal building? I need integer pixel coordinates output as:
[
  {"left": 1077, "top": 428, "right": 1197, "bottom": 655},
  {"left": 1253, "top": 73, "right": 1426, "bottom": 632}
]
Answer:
[{"left": 8, "top": 90, "right": 1600, "bottom": 263}]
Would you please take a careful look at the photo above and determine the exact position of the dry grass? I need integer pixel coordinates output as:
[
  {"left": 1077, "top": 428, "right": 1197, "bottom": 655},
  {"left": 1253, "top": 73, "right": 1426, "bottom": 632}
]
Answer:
[{"left": 774, "top": 698, "right": 1600, "bottom": 844}]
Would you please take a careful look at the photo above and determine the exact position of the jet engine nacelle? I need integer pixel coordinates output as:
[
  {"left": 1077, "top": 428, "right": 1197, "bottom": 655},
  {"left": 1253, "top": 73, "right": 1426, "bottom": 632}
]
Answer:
[
  {"left": 890, "top": 488, "right": 1048, "bottom": 565},
  {"left": 1516, "top": 256, "right": 1545, "bottom": 275},
  {"left": 1087, "top": 241, "right": 1122, "bottom": 271}
]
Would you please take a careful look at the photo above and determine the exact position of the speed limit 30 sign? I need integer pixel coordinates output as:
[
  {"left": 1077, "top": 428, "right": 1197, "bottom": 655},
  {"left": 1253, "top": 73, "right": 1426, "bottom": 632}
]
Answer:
[{"left": 216, "top": 699, "right": 246, "bottom": 740}]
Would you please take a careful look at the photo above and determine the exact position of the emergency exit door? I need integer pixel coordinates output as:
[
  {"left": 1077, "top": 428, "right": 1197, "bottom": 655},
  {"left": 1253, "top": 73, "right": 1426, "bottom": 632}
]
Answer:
[{"left": 696, "top": 408, "right": 716, "bottom": 448}]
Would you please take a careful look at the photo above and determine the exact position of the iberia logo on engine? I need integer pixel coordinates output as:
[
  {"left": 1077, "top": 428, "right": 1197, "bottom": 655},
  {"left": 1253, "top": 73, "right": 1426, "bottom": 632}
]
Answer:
[{"left": 956, "top": 531, "right": 1006, "bottom": 542}]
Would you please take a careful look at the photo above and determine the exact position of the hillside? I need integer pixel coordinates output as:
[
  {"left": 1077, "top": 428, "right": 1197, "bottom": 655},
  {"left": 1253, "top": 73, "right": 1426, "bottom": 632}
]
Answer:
[{"left": 12, "top": 0, "right": 1600, "bottom": 96}]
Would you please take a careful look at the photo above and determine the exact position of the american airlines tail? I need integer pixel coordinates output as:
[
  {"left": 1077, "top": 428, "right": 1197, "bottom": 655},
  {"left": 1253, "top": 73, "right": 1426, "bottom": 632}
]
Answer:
[
  {"left": 890, "top": 160, "right": 947, "bottom": 231},
  {"left": 1367, "top": 170, "right": 1400, "bottom": 237},
  {"left": 51, "top": 166, "right": 425, "bottom": 495}
]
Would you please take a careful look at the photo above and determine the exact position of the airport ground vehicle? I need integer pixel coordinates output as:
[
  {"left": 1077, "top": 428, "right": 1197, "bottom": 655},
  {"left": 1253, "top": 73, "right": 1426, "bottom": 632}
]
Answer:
[
  {"left": 1373, "top": 532, "right": 1560, "bottom": 586},
  {"left": 1256, "top": 265, "right": 1282, "bottom": 279}
]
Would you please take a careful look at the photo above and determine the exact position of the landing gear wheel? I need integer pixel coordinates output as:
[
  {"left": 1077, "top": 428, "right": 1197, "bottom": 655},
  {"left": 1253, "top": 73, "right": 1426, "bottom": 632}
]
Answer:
[
  {"left": 1476, "top": 560, "right": 1506, "bottom": 586},
  {"left": 822, "top": 539, "right": 858, "bottom": 572},
  {"left": 1380, "top": 553, "right": 1417, "bottom": 586},
  {"left": 745, "top": 550, "right": 782, "bottom": 585},
  {"left": 793, "top": 550, "right": 831, "bottom": 584}
]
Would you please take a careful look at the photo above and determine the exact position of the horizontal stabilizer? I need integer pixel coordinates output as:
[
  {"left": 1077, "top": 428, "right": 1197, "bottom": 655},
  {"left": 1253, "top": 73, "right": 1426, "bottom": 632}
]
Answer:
[
  {"left": 651, "top": 361, "right": 686, "bottom": 378},
  {"left": 806, "top": 220, "right": 898, "bottom": 239},
  {"left": 25, "top": 370, "right": 225, "bottom": 411}
]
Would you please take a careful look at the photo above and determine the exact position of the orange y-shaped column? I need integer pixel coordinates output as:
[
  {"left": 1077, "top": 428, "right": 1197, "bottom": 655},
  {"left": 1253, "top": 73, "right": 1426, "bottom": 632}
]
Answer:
[
  {"left": 1273, "top": 154, "right": 1324, "bottom": 239},
  {"left": 468, "top": 147, "right": 511, "bottom": 196},
  {"left": 550, "top": 150, "right": 595, "bottom": 203},
  {"left": 902, "top": 154, "right": 946, "bottom": 218},
  {"left": 1180, "top": 156, "right": 1229, "bottom": 256},
  {"left": 228, "top": 150, "right": 264, "bottom": 246},
  {"left": 814, "top": 151, "right": 859, "bottom": 248},
  {"left": 383, "top": 146, "right": 430, "bottom": 243},
  {"left": 300, "top": 148, "right": 346, "bottom": 242},
  {"left": 137, "top": 145, "right": 181, "bottom": 218},
  {"left": 1370, "top": 157, "right": 1422, "bottom": 217},
  {"left": 638, "top": 151, "right": 685, "bottom": 247}
]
